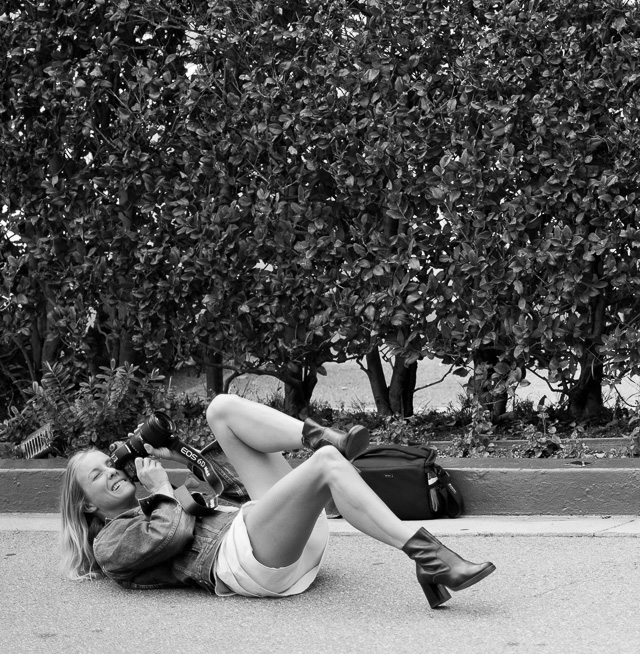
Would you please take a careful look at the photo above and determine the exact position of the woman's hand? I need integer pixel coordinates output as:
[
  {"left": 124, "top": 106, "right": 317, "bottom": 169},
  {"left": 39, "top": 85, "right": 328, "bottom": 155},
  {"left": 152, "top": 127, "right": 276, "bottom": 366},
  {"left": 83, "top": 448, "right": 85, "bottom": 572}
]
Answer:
[
  {"left": 134, "top": 457, "right": 174, "bottom": 497},
  {"left": 142, "top": 442, "right": 182, "bottom": 461},
  {"left": 126, "top": 424, "right": 184, "bottom": 464}
]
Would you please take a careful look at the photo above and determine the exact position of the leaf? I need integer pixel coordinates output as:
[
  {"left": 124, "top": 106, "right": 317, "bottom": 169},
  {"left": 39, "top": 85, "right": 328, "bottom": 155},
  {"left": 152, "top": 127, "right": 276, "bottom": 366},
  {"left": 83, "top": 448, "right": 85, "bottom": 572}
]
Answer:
[{"left": 366, "top": 68, "right": 380, "bottom": 83}]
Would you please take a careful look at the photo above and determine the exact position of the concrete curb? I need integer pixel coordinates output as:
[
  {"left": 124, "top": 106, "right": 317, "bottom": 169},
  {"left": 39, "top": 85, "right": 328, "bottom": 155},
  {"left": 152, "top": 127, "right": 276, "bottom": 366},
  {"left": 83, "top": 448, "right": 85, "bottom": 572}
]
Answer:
[
  {"left": 437, "top": 457, "right": 640, "bottom": 515},
  {"left": 2, "top": 456, "right": 640, "bottom": 515},
  {"left": 0, "top": 459, "right": 201, "bottom": 513}
]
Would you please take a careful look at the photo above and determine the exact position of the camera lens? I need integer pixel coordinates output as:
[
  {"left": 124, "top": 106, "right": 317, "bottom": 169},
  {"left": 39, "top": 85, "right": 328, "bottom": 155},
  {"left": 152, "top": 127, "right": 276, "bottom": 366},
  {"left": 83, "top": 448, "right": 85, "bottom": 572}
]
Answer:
[{"left": 139, "top": 411, "right": 176, "bottom": 448}]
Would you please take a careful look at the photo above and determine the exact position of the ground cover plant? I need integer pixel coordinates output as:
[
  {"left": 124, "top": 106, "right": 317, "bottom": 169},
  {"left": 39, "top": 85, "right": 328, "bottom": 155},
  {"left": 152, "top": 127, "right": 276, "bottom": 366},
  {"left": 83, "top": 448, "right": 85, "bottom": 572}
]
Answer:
[
  {"left": 310, "top": 396, "right": 640, "bottom": 460},
  {"left": 2, "top": 362, "right": 638, "bottom": 460}
]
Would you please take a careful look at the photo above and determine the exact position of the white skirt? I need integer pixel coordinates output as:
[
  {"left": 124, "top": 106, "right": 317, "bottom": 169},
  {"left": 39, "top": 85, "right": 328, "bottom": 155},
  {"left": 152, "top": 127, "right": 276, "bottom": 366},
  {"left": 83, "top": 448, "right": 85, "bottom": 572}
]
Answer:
[{"left": 214, "top": 501, "right": 329, "bottom": 598}]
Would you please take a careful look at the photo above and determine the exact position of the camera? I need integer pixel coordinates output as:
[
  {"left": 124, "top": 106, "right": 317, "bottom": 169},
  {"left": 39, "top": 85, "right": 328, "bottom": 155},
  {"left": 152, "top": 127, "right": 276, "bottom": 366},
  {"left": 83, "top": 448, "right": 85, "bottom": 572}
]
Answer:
[
  {"left": 109, "top": 411, "right": 224, "bottom": 495},
  {"left": 108, "top": 412, "right": 176, "bottom": 480}
]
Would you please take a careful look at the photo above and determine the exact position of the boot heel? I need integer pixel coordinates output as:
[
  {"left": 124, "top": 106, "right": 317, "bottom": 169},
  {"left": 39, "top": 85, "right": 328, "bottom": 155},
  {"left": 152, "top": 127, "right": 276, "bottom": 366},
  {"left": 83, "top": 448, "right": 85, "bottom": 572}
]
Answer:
[
  {"left": 421, "top": 582, "right": 452, "bottom": 609},
  {"left": 302, "top": 419, "right": 370, "bottom": 460},
  {"left": 344, "top": 425, "right": 370, "bottom": 460},
  {"left": 417, "top": 568, "right": 451, "bottom": 608}
]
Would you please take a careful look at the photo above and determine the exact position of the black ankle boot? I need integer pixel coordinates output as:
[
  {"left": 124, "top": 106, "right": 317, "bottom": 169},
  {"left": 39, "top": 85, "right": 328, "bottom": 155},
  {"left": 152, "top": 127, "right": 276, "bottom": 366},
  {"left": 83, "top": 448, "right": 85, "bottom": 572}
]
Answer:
[
  {"left": 301, "top": 418, "right": 370, "bottom": 460},
  {"left": 402, "top": 527, "right": 495, "bottom": 608}
]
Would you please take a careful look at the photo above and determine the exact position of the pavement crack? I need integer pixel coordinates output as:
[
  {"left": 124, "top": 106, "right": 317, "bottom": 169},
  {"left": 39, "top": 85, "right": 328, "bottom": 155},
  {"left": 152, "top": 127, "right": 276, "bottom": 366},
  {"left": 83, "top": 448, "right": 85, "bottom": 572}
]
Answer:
[
  {"left": 600, "top": 517, "right": 637, "bottom": 535},
  {"left": 530, "top": 578, "right": 585, "bottom": 598}
]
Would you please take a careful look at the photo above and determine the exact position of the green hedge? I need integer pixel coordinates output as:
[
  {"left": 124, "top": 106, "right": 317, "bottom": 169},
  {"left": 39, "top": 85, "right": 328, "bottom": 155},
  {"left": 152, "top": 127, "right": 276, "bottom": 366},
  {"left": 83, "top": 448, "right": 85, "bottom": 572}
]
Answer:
[{"left": 2, "top": 0, "right": 640, "bottom": 421}]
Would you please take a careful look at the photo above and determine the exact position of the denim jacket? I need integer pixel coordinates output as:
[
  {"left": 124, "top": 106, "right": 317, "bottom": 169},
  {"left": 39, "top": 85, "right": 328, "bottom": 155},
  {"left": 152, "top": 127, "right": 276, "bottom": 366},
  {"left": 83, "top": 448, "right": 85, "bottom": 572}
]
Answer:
[{"left": 93, "top": 492, "right": 237, "bottom": 591}]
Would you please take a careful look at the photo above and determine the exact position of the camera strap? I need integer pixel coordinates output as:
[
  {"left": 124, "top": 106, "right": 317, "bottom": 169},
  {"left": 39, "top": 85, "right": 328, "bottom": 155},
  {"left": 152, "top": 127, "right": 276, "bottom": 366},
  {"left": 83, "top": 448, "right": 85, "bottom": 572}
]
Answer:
[
  {"left": 172, "top": 440, "right": 225, "bottom": 496},
  {"left": 174, "top": 485, "right": 218, "bottom": 517}
]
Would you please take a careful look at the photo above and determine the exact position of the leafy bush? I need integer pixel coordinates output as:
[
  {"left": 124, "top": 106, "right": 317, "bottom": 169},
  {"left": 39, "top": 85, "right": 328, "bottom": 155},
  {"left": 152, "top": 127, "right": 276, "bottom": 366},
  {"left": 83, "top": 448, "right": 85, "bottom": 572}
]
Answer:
[
  {"left": 3, "top": 0, "right": 640, "bottom": 426},
  {"left": 0, "top": 361, "right": 168, "bottom": 454}
]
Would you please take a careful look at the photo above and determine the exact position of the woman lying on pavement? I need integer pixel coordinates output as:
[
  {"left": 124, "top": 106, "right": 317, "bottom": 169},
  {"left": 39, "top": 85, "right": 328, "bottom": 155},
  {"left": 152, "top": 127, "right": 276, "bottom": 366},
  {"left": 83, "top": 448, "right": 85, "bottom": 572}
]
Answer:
[{"left": 60, "top": 394, "right": 495, "bottom": 608}]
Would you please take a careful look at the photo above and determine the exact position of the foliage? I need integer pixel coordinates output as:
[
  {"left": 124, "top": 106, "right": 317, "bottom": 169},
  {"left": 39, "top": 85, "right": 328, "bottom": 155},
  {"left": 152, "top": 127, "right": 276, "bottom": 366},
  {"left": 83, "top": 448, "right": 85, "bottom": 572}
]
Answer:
[
  {"left": 627, "top": 415, "right": 640, "bottom": 457},
  {"left": 445, "top": 405, "right": 495, "bottom": 457},
  {"left": 2, "top": 364, "right": 639, "bottom": 458},
  {"left": 385, "top": 0, "right": 640, "bottom": 421},
  {"left": 0, "top": 360, "right": 167, "bottom": 453},
  {"left": 1, "top": 0, "right": 217, "bottom": 405},
  {"left": 371, "top": 415, "right": 432, "bottom": 446},
  {"left": 2, "top": 0, "right": 640, "bottom": 423}
]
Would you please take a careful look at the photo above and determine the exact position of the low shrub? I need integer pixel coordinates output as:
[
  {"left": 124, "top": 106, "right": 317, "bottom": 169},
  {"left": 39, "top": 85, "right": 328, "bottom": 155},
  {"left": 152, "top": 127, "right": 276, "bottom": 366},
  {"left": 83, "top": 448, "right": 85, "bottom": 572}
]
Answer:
[
  {"left": 0, "top": 361, "right": 210, "bottom": 456},
  {"left": 2, "top": 367, "right": 638, "bottom": 460}
]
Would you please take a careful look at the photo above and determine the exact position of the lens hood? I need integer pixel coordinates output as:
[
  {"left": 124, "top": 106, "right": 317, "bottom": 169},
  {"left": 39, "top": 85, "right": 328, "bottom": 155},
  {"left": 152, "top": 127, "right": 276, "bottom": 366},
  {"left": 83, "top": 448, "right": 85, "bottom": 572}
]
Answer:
[{"left": 139, "top": 411, "right": 176, "bottom": 448}]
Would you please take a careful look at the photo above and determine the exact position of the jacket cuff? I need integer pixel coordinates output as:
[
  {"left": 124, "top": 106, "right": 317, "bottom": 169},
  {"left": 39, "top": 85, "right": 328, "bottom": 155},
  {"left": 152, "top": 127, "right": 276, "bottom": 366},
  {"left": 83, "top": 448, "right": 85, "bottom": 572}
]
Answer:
[{"left": 138, "top": 492, "right": 178, "bottom": 516}]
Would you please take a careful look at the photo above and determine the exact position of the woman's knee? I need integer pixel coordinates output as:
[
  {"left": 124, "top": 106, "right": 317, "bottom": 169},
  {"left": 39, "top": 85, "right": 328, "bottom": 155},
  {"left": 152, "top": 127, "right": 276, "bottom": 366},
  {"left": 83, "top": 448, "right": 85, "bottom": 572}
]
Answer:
[
  {"left": 206, "top": 394, "right": 243, "bottom": 433},
  {"left": 308, "top": 445, "right": 350, "bottom": 484}
]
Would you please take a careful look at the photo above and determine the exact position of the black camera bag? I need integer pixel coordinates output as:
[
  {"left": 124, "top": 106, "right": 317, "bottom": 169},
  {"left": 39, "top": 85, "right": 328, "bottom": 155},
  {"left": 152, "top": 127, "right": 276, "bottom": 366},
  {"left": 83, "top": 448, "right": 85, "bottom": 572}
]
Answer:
[{"left": 353, "top": 445, "right": 463, "bottom": 520}]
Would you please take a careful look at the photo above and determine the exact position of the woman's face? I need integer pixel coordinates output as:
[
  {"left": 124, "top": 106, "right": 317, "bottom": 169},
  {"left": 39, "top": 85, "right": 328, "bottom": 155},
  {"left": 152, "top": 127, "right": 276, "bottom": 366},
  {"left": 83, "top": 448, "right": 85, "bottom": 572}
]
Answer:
[{"left": 76, "top": 451, "right": 138, "bottom": 519}]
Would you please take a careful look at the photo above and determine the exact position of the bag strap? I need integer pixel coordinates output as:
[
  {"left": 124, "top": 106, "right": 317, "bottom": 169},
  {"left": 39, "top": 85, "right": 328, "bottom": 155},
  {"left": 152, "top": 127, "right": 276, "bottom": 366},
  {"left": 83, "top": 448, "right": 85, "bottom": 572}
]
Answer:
[
  {"left": 354, "top": 444, "right": 437, "bottom": 463},
  {"left": 434, "top": 465, "right": 463, "bottom": 518}
]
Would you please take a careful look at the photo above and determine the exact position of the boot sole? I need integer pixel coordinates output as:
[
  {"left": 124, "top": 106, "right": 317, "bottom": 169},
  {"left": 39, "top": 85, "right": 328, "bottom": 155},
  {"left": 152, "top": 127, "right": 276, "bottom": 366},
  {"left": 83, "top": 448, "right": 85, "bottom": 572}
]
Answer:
[
  {"left": 449, "top": 563, "right": 496, "bottom": 591},
  {"left": 344, "top": 425, "right": 370, "bottom": 460}
]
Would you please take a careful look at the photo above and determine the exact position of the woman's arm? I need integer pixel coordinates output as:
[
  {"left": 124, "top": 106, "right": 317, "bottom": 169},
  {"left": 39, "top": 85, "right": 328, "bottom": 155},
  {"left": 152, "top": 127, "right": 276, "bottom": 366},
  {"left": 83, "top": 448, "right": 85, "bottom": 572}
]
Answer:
[
  {"left": 93, "top": 495, "right": 196, "bottom": 579},
  {"left": 93, "top": 458, "right": 195, "bottom": 578},
  {"left": 135, "top": 456, "right": 175, "bottom": 497}
]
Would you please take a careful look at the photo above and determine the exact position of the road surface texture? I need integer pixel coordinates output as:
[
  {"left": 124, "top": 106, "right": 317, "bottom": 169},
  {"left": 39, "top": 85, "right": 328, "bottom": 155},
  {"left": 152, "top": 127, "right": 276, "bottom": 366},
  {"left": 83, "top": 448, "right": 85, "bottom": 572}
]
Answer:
[{"left": 1, "top": 516, "right": 638, "bottom": 654}]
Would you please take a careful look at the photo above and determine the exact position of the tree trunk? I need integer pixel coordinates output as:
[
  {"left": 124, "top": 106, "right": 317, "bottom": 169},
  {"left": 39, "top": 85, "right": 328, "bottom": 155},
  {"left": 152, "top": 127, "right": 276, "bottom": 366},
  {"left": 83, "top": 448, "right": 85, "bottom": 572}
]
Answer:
[
  {"left": 472, "top": 346, "right": 508, "bottom": 421},
  {"left": 83, "top": 326, "right": 108, "bottom": 376},
  {"left": 567, "top": 292, "right": 606, "bottom": 421},
  {"left": 568, "top": 361, "right": 603, "bottom": 421},
  {"left": 205, "top": 345, "right": 224, "bottom": 396},
  {"left": 117, "top": 331, "right": 137, "bottom": 367},
  {"left": 364, "top": 348, "right": 393, "bottom": 416},
  {"left": 29, "top": 315, "right": 43, "bottom": 377},
  {"left": 41, "top": 300, "right": 61, "bottom": 368},
  {"left": 388, "top": 357, "right": 417, "bottom": 417},
  {"left": 283, "top": 365, "right": 318, "bottom": 419}
]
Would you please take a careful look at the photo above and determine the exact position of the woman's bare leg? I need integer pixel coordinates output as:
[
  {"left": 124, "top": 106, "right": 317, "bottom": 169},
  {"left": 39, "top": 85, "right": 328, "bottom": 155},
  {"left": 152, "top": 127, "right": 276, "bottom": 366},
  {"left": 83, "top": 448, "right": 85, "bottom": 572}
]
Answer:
[
  {"left": 206, "top": 394, "right": 308, "bottom": 499},
  {"left": 206, "top": 395, "right": 413, "bottom": 568},
  {"left": 241, "top": 446, "right": 415, "bottom": 567}
]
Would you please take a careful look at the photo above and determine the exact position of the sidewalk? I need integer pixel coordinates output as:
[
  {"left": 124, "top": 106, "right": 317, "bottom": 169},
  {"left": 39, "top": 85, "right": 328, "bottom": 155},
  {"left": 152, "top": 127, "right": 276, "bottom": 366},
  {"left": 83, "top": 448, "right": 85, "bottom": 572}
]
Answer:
[
  {"left": 2, "top": 512, "right": 639, "bottom": 536},
  {"left": 2, "top": 516, "right": 640, "bottom": 654}
]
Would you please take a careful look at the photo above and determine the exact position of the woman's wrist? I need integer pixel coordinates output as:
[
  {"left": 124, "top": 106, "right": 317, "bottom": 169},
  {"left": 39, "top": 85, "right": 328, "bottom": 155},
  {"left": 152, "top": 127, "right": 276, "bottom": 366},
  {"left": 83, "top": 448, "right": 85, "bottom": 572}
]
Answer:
[{"left": 152, "top": 482, "right": 175, "bottom": 498}]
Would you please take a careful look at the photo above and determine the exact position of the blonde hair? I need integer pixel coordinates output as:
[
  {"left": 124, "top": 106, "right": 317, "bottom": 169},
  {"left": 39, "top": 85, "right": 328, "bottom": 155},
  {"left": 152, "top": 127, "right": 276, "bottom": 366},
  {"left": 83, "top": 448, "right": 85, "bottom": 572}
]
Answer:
[{"left": 59, "top": 450, "right": 106, "bottom": 580}]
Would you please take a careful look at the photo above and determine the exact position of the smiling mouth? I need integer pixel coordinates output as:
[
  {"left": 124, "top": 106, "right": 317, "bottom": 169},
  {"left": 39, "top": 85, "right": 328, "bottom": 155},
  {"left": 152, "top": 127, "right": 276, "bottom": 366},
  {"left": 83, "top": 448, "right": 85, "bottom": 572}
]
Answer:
[{"left": 112, "top": 479, "right": 128, "bottom": 491}]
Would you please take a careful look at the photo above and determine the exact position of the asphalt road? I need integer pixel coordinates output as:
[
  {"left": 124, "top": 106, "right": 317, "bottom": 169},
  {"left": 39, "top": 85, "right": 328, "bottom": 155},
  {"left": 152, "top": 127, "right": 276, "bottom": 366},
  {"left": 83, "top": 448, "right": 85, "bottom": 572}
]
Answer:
[{"left": 1, "top": 527, "right": 639, "bottom": 654}]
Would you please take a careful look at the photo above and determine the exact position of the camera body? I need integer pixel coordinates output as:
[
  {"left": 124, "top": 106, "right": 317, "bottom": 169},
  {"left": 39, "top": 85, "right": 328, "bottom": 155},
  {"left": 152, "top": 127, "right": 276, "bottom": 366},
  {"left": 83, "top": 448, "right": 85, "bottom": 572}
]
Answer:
[
  {"left": 109, "top": 411, "right": 223, "bottom": 495},
  {"left": 109, "top": 411, "right": 177, "bottom": 481}
]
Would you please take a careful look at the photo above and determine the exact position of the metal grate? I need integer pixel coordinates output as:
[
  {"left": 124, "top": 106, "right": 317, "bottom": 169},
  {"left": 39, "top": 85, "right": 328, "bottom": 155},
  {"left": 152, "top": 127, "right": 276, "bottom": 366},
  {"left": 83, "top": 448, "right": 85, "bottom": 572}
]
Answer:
[{"left": 20, "top": 424, "right": 54, "bottom": 459}]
